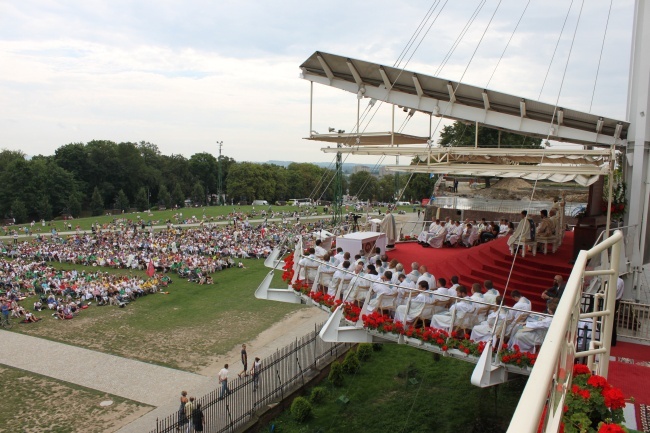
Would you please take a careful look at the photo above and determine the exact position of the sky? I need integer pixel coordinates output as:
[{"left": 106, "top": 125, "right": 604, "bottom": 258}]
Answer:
[{"left": 0, "top": 0, "right": 636, "bottom": 165}]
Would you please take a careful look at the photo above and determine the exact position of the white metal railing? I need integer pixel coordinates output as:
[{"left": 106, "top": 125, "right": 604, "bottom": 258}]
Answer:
[
  {"left": 508, "top": 230, "right": 623, "bottom": 433},
  {"left": 617, "top": 300, "right": 650, "bottom": 342}
]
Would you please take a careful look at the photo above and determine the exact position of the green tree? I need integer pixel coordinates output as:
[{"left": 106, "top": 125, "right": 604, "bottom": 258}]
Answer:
[
  {"left": 158, "top": 184, "right": 171, "bottom": 208},
  {"left": 171, "top": 183, "right": 185, "bottom": 208},
  {"left": 189, "top": 152, "right": 217, "bottom": 197},
  {"left": 134, "top": 187, "right": 149, "bottom": 211},
  {"left": 90, "top": 186, "right": 104, "bottom": 216},
  {"left": 35, "top": 195, "right": 53, "bottom": 220},
  {"left": 191, "top": 182, "right": 205, "bottom": 205},
  {"left": 66, "top": 194, "right": 82, "bottom": 218},
  {"left": 114, "top": 189, "right": 130, "bottom": 211},
  {"left": 403, "top": 172, "right": 436, "bottom": 202},
  {"left": 349, "top": 171, "right": 378, "bottom": 201},
  {"left": 438, "top": 121, "right": 543, "bottom": 148},
  {"left": 11, "top": 199, "right": 28, "bottom": 224}
]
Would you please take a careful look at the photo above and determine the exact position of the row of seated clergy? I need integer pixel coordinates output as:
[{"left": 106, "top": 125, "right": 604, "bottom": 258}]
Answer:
[
  {"left": 418, "top": 219, "right": 481, "bottom": 248},
  {"left": 469, "top": 291, "right": 533, "bottom": 344},
  {"left": 428, "top": 284, "right": 486, "bottom": 330},
  {"left": 394, "top": 279, "right": 501, "bottom": 326},
  {"left": 425, "top": 288, "right": 530, "bottom": 335}
]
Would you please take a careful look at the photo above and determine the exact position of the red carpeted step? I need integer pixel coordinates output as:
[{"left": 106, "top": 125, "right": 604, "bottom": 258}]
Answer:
[{"left": 480, "top": 264, "right": 551, "bottom": 287}]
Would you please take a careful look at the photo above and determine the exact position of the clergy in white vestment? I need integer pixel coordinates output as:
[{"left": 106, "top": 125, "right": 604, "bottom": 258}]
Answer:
[
  {"left": 448, "top": 276, "right": 460, "bottom": 298},
  {"left": 298, "top": 247, "right": 318, "bottom": 280},
  {"left": 470, "top": 298, "right": 506, "bottom": 343},
  {"left": 396, "top": 274, "right": 416, "bottom": 305},
  {"left": 482, "top": 280, "right": 500, "bottom": 304},
  {"left": 507, "top": 210, "right": 534, "bottom": 247},
  {"left": 316, "top": 253, "right": 335, "bottom": 289},
  {"left": 416, "top": 265, "right": 435, "bottom": 289},
  {"left": 508, "top": 307, "right": 554, "bottom": 353},
  {"left": 327, "top": 260, "right": 352, "bottom": 297},
  {"left": 462, "top": 223, "right": 479, "bottom": 247},
  {"left": 365, "top": 271, "right": 396, "bottom": 313},
  {"left": 505, "top": 290, "right": 532, "bottom": 336},
  {"left": 447, "top": 221, "right": 464, "bottom": 246},
  {"left": 429, "top": 285, "right": 474, "bottom": 331},
  {"left": 406, "top": 262, "right": 421, "bottom": 283},
  {"left": 394, "top": 280, "right": 431, "bottom": 323},
  {"left": 314, "top": 239, "right": 328, "bottom": 259},
  {"left": 391, "top": 264, "right": 405, "bottom": 284},
  {"left": 418, "top": 220, "right": 438, "bottom": 243},
  {"left": 343, "top": 263, "right": 365, "bottom": 301},
  {"left": 380, "top": 210, "right": 397, "bottom": 250}
]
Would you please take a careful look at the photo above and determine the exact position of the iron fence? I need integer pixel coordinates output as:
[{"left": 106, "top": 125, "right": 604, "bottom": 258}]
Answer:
[{"left": 149, "top": 324, "right": 351, "bottom": 433}]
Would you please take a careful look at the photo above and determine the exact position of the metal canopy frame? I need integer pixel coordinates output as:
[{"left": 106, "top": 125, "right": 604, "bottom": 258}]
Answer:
[
  {"left": 300, "top": 51, "right": 629, "bottom": 147},
  {"left": 306, "top": 131, "right": 428, "bottom": 146}
]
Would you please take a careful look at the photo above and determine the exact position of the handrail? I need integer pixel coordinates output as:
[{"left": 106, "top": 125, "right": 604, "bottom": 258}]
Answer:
[{"left": 507, "top": 230, "right": 623, "bottom": 433}]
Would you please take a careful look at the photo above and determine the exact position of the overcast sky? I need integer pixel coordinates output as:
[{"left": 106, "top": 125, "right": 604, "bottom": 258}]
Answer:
[{"left": 0, "top": 0, "right": 635, "bottom": 165}]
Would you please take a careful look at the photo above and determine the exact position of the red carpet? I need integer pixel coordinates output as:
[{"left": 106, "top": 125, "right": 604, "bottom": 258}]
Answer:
[
  {"left": 611, "top": 341, "right": 650, "bottom": 364},
  {"left": 389, "top": 233, "right": 575, "bottom": 312}
]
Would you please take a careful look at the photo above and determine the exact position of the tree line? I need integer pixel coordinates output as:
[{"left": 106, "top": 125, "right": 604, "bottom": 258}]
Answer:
[{"left": 0, "top": 140, "right": 436, "bottom": 223}]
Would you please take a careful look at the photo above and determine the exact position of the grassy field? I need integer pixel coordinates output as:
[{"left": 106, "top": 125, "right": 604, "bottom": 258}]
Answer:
[
  {"left": 269, "top": 344, "right": 525, "bottom": 433},
  {"left": 3, "top": 204, "right": 319, "bottom": 234},
  {"left": 10, "top": 259, "right": 303, "bottom": 372},
  {"left": 0, "top": 364, "right": 151, "bottom": 433}
]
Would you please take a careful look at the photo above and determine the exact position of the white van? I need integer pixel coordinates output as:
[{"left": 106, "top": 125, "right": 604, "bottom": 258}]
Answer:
[
  {"left": 396, "top": 201, "right": 411, "bottom": 206},
  {"left": 252, "top": 200, "right": 269, "bottom": 206}
]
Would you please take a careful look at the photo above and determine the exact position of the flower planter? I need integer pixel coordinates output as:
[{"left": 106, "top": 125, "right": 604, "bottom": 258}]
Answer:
[{"left": 404, "top": 336, "right": 423, "bottom": 346}]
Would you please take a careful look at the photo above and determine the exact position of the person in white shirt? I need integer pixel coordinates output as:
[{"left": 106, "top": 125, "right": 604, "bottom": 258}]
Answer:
[
  {"left": 612, "top": 276, "right": 625, "bottom": 346},
  {"left": 506, "top": 290, "right": 532, "bottom": 336},
  {"left": 470, "top": 296, "right": 507, "bottom": 343},
  {"left": 394, "top": 280, "right": 431, "bottom": 323},
  {"left": 406, "top": 262, "right": 420, "bottom": 283},
  {"left": 218, "top": 364, "right": 230, "bottom": 399},
  {"left": 417, "top": 265, "right": 435, "bottom": 289},
  {"left": 482, "top": 280, "right": 500, "bottom": 304},
  {"left": 314, "top": 239, "right": 328, "bottom": 260},
  {"left": 461, "top": 223, "right": 479, "bottom": 247},
  {"left": 448, "top": 276, "right": 460, "bottom": 298},
  {"left": 508, "top": 307, "right": 554, "bottom": 353},
  {"left": 417, "top": 220, "right": 438, "bottom": 244},
  {"left": 391, "top": 264, "right": 404, "bottom": 284},
  {"left": 365, "top": 271, "right": 396, "bottom": 313},
  {"left": 430, "top": 285, "right": 474, "bottom": 330},
  {"left": 396, "top": 273, "right": 416, "bottom": 305},
  {"left": 447, "top": 221, "right": 464, "bottom": 246},
  {"left": 327, "top": 260, "right": 352, "bottom": 297},
  {"left": 332, "top": 247, "right": 345, "bottom": 267}
]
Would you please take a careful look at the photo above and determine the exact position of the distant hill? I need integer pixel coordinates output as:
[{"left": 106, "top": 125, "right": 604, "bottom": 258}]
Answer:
[{"left": 266, "top": 160, "right": 380, "bottom": 174}]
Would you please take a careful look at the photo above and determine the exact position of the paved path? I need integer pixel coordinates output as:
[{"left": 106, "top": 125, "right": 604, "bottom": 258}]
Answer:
[
  {"left": 0, "top": 331, "right": 211, "bottom": 407},
  {"left": 0, "top": 307, "right": 328, "bottom": 433}
]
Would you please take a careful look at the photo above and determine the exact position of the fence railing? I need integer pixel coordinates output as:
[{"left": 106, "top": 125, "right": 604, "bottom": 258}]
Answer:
[
  {"left": 507, "top": 230, "right": 623, "bottom": 433},
  {"left": 149, "top": 324, "right": 351, "bottom": 433}
]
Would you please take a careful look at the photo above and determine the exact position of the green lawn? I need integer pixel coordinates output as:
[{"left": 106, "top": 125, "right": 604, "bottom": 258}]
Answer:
[
  {"left": 10, "top": 259, "right": 303, "bottom": 372},
  {"left": 0, "top": 364, "right": 151, "bottom": 433},
  {"left": 270, "top": 344, "right": 525, "bottom": 433}
]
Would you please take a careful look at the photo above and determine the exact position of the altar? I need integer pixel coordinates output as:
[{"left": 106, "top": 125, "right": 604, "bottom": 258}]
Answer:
[{"left": 336, "top": 231, "right": 387, "bottom": 257}]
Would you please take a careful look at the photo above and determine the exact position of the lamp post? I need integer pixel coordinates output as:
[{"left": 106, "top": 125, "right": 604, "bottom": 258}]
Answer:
[{"left": 216, "top": 141, "right": 223, "bottom": 206}]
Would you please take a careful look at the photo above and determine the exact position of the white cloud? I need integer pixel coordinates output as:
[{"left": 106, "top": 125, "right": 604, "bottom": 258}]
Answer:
[{"left": 0, "top": 0, "right": 636, "bottom": 163}]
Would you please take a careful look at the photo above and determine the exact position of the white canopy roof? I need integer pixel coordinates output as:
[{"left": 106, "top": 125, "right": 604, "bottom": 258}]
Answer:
[{"left": 322, "top": 147, "right": 612, "bottom": 186}]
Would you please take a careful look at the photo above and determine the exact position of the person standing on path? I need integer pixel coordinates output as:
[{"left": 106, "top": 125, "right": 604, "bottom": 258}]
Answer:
[
  {"left": 218, "top": 364, "right": 230, "bottom": 399},
  {"left": 237, "top": 344, "right": 248, "bottom": 378},
  {"left": 250, "top": 357, "right": 262, "bottom": 392},
  {"left": 177, "top": 390, "right": 188, "bottom": 431},
  {"left": 184, "top": 397, "right": 195, "bottom": 433},
  {"left": 192, "top": 403, "right": 205, "bottom": 432}
]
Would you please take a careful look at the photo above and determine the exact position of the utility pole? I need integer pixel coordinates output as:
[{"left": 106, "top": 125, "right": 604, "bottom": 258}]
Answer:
[
  {"left": 217, "top": 141, "right": 223, "bottom": 206},
  {"left": 329, "top": 128, "right": 344, "bottom": 226}
]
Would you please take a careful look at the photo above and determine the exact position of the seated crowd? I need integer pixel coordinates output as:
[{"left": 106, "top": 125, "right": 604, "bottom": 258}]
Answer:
[{"left": 0, "top": 259, "right": 168, "bottom": 323}]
